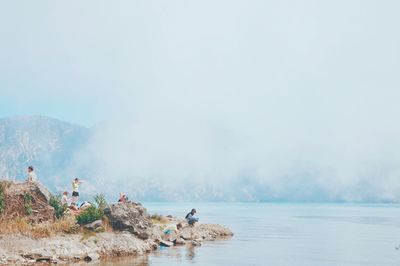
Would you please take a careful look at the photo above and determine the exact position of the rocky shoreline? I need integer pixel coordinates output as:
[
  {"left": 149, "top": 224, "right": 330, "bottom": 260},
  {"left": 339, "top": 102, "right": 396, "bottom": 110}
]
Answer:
[
  {"left": 0, "top": 181, "right": 233, "bottom": 265},
  {"left": 0, "top": 221, "right": 233, "bottom": 265}
]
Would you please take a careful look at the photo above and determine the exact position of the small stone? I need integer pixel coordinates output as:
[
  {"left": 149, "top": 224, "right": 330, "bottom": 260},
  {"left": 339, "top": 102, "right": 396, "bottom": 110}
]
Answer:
[
  {"left": 83, "top": 253, "right": 99, "bottom": 262},
  {"left": 159, "top": 240, "right": 174, "bottom": 247},
  {"left": 84, "top": 220, "right": 103, "bottom": 231}
]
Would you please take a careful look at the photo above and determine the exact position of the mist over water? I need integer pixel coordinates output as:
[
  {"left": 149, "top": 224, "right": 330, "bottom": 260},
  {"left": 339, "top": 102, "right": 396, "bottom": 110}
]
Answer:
[
  {"left": 69, "top": 116, "right": 400, "bottom": 202},
  {"left": 1, "top": 1, "right": 400, "bottom": 202}
]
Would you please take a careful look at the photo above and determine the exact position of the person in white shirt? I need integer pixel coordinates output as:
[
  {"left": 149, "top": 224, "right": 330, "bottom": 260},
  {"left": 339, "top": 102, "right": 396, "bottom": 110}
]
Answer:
[
  {"left": 27, "top": 166, "right": 37, "bottom": 182},
  {"left": 61, "top": 191, "right": 69, "bottom": 206}
]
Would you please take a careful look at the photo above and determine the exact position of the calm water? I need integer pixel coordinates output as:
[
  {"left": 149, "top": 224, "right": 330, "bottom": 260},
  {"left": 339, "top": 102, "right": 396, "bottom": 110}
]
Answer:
[{"left": 100, "top": 203, "right": 400, "bottom": 266}]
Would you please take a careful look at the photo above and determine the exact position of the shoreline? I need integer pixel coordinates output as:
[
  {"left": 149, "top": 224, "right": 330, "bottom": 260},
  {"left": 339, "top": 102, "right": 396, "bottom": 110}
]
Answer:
[
  {"left": 0, "top": 218, "right": 233, "bottom": 265},
  {"left": 0, "top": 181, "right": 233, "bottom": 265}
]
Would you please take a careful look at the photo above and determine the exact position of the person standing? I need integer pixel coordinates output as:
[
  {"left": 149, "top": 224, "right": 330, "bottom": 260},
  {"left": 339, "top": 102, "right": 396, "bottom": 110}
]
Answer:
[
  {"left": 26, "top": 166, "right": 37, "bottom": 182},
  {"left": 72, "top": 178, "right": 82, "bottom": 203}
]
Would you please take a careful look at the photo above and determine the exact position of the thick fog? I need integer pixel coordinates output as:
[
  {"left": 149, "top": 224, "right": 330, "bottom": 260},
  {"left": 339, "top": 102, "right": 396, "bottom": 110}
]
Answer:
[{"left": 1, "top": 1, "right": 400, "bottom": 201}]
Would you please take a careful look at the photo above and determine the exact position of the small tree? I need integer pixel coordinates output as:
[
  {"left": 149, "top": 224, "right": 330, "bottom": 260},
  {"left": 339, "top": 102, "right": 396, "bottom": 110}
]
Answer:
[
  {"left": 49, "top": 195, "right": 67, "bottom": 219},
  {"left": 93, "top": 193, "right": 108, "bottom": 210}
]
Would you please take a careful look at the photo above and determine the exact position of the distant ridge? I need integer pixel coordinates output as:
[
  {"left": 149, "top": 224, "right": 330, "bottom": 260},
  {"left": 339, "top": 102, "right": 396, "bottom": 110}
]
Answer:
[{"left": 0, "top": 115, "right": 90, "bottom": 186}]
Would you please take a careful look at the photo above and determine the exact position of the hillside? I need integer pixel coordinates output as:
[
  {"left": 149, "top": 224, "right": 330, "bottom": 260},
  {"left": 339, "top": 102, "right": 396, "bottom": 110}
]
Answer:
[
  {"left": 0, "top": 116, "right": 261, "bottom": 201},
  {"left": 0, "top": 116, "right": 90, "bottom": 187}
]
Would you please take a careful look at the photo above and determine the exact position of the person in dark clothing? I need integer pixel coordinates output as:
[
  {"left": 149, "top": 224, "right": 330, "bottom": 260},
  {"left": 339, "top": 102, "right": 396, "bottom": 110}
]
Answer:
[{"left": 185, "top": 208, "right": 199, "bottom": 225}]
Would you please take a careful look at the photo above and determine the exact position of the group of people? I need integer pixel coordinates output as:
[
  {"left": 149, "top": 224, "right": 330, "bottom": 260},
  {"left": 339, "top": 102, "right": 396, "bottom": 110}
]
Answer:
[
  {"left": 27, "top": 166, "right": 81, "bottom": 203},
  {"left": 61, "top": 178, "right": 88, "bottom": 214},
  {"left": 26, "top": 166, "right": 87, "bottom": 215},
  {"left": 26, "top": 166, "right": 201, "bottom": 230},
  {"left": 162, "top": 209, "right": 200, "bottom": 246},
  {"left": 61, "top": 178, "right": 82, "bottom": 204}
]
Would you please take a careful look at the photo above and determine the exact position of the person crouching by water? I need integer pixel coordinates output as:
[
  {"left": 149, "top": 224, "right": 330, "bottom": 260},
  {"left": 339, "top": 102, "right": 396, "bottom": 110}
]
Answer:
[
  {"left": 72, "top": 178, "right": 82, "bottom": 203},
  {"left": 118, "top": 192, "right": 128, "bottom": 203},
  {"left": 163, "top": 223, "right": 183, "bottom": 245},
  {"left": 185, "top": 208, "right": 199, "bottom": 226},
  {"left": 26, "top": 166, "right": 37, "bottom": 182}
]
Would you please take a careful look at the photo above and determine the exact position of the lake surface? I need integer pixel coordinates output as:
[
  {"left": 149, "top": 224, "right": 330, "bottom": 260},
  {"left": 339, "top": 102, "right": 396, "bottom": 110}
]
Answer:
[{"left": 100, "top": 203, "right": 400, "bottom": 266}]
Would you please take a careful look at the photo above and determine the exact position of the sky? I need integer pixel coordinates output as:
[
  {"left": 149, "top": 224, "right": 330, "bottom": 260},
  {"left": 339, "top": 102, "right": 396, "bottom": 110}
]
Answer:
[{"left": 1, "top": 1, "right": 400, "bottom": 201}]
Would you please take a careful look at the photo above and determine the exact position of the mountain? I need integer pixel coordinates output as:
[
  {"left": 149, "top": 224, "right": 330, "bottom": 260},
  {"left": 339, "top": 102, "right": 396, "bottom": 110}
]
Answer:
[
  {"left": 0, "top": 116, "right": 314, "bottom": 202},
  {"left": 0, "top": 116, "right": 90, "bottom": 187},
  {"left": 0, "top": 116, "right": 252, "bottom": 201},
  {"left": 0, "top": 116, "right": 388, "bottom": 202}
]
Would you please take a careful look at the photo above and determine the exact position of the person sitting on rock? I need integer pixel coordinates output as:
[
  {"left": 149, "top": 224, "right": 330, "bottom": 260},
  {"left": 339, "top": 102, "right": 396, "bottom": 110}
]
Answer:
[
  {"left": 61, "top": 191, "right": 69, "bottom": 206},
  {"left": 185, "top": 209, "right": 199, "bottom": 226},
  {"left": 79, "top": 201, "right": 92, "bottom": 211},
  {"left": 118, "top": 192, "right": 128, "bottom": 203},
  {"left": 71, "top": 177, "right": 82, "bottom": 202},
  {"left": 26, "top": 166, "right": 37, "bottom": 182},
  {"left": 69, "top": 202, "right": 80, "bottom": 214}
]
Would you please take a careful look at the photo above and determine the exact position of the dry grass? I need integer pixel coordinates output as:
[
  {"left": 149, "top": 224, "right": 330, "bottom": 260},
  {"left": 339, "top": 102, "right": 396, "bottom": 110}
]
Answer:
[
  {"left": 0, "top": 180, "right": 12, "bottom": 189},
  {"left": 0, "top": 216, "right": 79, "bottom": 239},
  {"left": 150, "top": 213, "right": 169, "bottom": 225},
  {"left": 102, "top": 216, "right": 113, "bottom": 232}
]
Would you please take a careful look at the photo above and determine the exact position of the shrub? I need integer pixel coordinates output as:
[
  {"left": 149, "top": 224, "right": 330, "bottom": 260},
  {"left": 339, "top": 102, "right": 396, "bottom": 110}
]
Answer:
[
  {"left": 49, "top": 195, "right": 67, "bottom": 219},
  {"left": 93, "top": 193, "right": 108, "bottom": 210},
  {"left": 0, "top": 183, "right": 4, "bottom": 214},
  {"left": 151, "top": 213, "right": 168, "bottom": 224},
  {"left": 23, "top": 193, "right": 33, "bottom": 215},
  {"left": 76, "top": 205, "right": 104, "bottom": 225}
]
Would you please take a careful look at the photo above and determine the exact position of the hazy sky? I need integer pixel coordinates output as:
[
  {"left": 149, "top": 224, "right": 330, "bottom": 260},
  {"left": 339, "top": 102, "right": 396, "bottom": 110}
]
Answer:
[{"left": 1, "top": 1, "right": 400, "bottom": 201}]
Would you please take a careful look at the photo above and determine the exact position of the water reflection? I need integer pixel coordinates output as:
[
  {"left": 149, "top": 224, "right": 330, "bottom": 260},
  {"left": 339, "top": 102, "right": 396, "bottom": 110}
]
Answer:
[
  {"left": 96, "top": 254, "right": 149, "bottom": 266},
  {"left": 94, "top": 243, "right": 200, "bottom": 265},
  {"left": 186, "top": 245, "right": 195, "bottom": 260}
]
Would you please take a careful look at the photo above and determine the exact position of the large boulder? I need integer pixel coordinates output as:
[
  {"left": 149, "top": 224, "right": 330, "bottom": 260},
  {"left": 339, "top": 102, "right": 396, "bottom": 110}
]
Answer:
[
  {"left": 0, "top": 180, "right": 55, "bottom": 222},
  {"left": 104, "top": 202, "right": 152, "bottom": 239}
]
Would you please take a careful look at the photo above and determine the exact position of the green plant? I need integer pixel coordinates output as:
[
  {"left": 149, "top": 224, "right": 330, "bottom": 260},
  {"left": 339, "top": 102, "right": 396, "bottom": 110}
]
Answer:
[
  {"left": 76, "top": 205, "right": 104, "bottom": 225},
  {"left": 93, "top": 193, "right": 108, "bottom": 210},
  {"left": 23, "top": 193, "right": 33, "bottom": 215},
  {"left": 0, "top": 182, "right": 5, "bottom": 214},
  {"left": 49, "top": 195, "right": 67, "bottom": 219}
]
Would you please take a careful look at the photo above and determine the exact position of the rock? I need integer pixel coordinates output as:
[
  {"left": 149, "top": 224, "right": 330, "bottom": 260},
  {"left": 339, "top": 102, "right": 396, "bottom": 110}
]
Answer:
[
  {"left": 95, "top": 226, "right": 105, "bottom": 233},
  {"left": 180, "top": 224, "right": 233, "bottom": 241},
  {"left": 159, "top": 240, "right": 174, "bottom": 247},
  {"left": 36, "top": 256, "right": 51, "bottom": 262},
  {"left": 174, "top": 238, "right": 185, "bottom": 245},
  {"left": 0, "top": 180, "right": 55, "bottom": 222},
  {"left": 180, "top": 226, "right": 195, "bottom": 240},
  {"left": 191, "top": 239, "right": 202, "bottom": 246},
  {"left": 83, "top": 253, "right": 99, "bottom": 262},
  {"left": 84, "top": 220, "right": 103, "bottom": 231},
  {"left": 104, "top": 202, "right": 153, "bottom": 239}
]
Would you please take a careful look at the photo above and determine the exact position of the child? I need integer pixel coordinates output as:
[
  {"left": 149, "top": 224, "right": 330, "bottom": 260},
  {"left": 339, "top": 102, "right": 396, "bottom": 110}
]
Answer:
[{"left": 163, "top": 223, "right": 183, "bottom": 245}]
